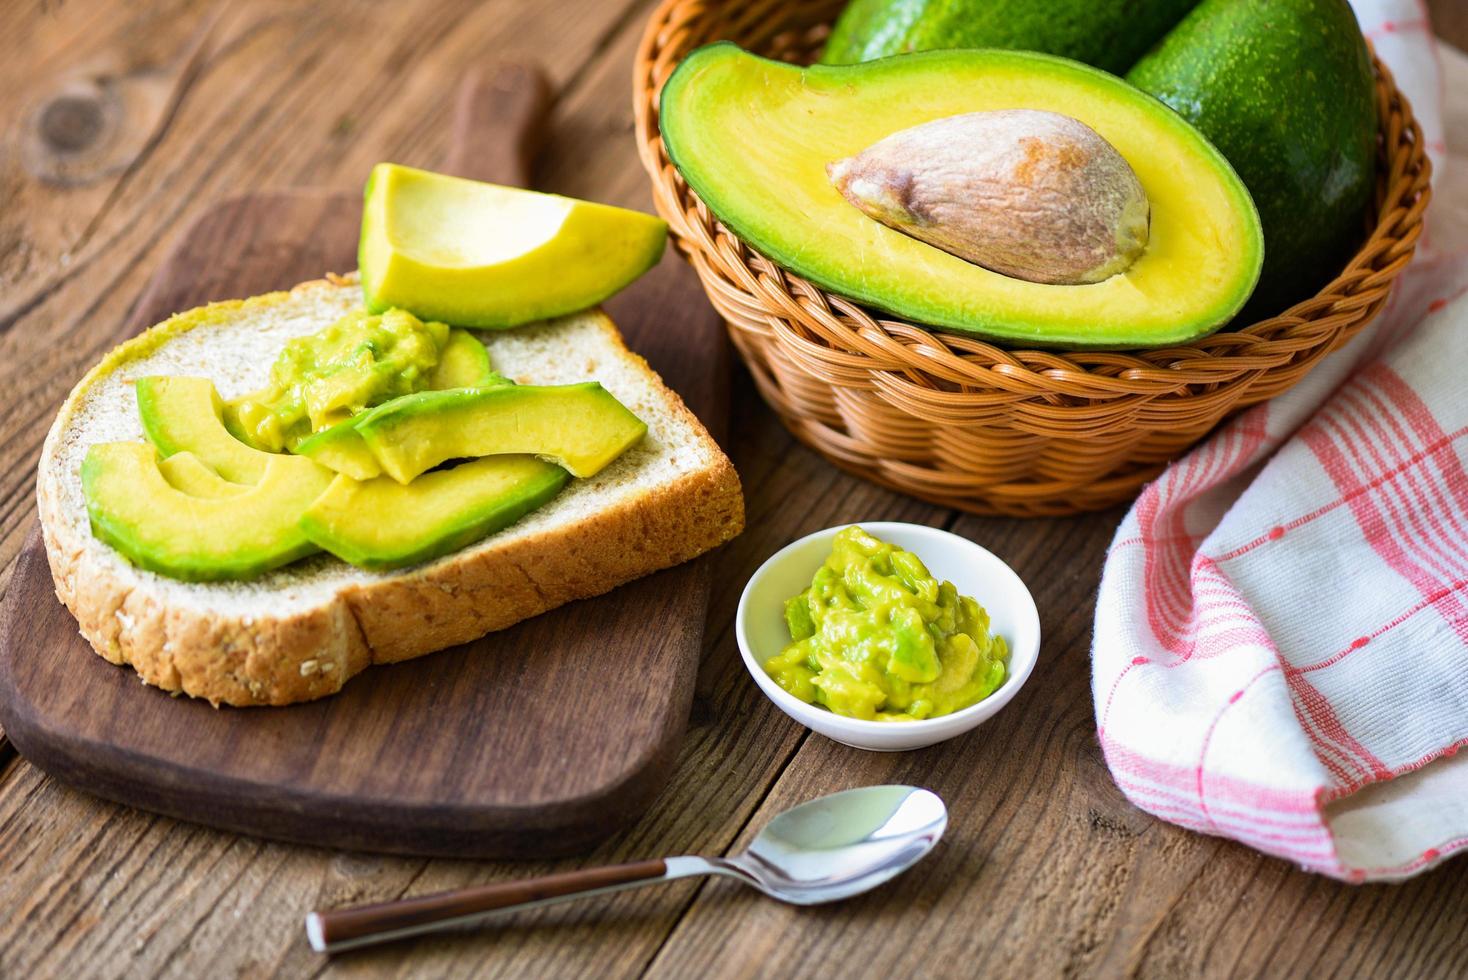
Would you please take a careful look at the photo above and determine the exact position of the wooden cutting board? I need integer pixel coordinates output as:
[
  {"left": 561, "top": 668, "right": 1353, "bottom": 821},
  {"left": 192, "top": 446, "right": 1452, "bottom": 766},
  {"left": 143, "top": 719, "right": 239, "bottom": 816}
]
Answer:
[{"left": 0, "top": 66, "right": 730, "bottom": 858}]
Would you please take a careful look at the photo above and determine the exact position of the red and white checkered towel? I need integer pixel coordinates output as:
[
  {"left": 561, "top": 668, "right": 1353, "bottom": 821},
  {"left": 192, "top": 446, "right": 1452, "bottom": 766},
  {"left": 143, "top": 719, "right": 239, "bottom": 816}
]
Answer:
[{"left": 1093, "top": 0, "right": 1468, "bottom": 881}]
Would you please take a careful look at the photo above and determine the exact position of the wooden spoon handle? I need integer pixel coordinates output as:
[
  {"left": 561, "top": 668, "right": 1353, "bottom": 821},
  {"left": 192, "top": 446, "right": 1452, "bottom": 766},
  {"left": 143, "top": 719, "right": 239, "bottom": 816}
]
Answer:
[
  {"left": 307, "top": 857, "right": 670, "bottom": 954},
  {"left": 442, "top": 62, "right": 554, "bottom": 189}
]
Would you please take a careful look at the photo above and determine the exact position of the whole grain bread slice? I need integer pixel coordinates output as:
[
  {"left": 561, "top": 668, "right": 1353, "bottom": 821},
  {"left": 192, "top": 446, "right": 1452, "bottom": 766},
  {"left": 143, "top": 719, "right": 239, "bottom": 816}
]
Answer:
[{"left": 37, "top": 275, "right": 743, "bottom": 706}]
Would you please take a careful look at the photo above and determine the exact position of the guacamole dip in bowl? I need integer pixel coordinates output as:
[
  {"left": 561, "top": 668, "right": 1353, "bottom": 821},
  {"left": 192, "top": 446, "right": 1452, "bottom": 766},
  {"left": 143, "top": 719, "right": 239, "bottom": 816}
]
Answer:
[{"left": 737, "top": 523, "right": 1040, "bottom": 752}]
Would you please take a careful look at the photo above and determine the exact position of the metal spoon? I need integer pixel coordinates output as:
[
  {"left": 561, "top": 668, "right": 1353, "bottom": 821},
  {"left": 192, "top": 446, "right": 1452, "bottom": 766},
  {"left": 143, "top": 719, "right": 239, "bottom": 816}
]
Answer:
[{"left": 306, "top": 785, "right": 947, "bottom": 954}]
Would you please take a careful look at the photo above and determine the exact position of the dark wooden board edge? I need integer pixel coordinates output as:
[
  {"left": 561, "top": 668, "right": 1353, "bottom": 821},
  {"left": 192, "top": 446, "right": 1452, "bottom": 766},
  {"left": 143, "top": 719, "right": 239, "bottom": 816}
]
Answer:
[{"left": 0, "top": 536, "right": 705, "bottom": 858}]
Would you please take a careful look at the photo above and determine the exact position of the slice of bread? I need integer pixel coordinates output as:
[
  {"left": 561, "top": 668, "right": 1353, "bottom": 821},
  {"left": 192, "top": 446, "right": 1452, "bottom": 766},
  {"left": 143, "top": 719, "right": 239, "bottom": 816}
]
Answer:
[{"left": 37, "top": 275, "right": 744, "bottom": 706}]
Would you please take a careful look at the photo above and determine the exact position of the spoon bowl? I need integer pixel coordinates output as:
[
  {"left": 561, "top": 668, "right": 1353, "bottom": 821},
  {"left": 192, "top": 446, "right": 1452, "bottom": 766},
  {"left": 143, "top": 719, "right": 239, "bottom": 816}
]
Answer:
[{"left": 732, "top": 785, "right": 948, "bottom": 904}]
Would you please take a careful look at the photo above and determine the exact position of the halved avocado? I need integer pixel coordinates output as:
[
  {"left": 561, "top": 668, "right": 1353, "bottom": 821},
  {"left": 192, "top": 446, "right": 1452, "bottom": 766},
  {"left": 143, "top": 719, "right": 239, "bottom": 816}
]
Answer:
[
  {"left": 360, "top": 163, "right": 668, "bottom": 328},
  {"left": 157, "top": 451, "right": 249, "bottom": 498},
  {"left": 83, "top": 442, "right": 333, "bottom": 581},
  {"left": 296, "top": 329, "right": 506, "bottom": 479},
  {"left": 658, "top": 44, "right": 1264, "bottom": 348},
  {"left": 136, "top": 376, "right": 282, "bottom": 483},
  {"left": 299, "top": 456, "right": 569, "bottom": 570},
  {"left": 354, "top": 383, "right": 646, "bottom": 484}
]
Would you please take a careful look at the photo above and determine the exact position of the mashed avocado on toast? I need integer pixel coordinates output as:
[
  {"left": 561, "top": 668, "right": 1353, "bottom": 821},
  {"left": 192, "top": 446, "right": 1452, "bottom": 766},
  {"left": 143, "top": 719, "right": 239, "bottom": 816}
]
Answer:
[
  {"left": 82, "top": 304, "right": 649, "bottom": 578},
  {"left": 81, "top": 165, "right": 672, "bottom": 582},
  {"left": 226, "top": 307, "right": 451, "bottom": 452}
]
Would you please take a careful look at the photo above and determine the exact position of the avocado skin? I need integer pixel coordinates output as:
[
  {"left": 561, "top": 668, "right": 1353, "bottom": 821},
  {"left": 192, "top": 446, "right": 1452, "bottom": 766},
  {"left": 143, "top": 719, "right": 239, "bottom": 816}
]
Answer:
[
  {"left": 1128, "top": 0, "right": 1377, "bottom": 318},
  {"left": 822, "top": 0, "right": 1199, "bottom": 73}
]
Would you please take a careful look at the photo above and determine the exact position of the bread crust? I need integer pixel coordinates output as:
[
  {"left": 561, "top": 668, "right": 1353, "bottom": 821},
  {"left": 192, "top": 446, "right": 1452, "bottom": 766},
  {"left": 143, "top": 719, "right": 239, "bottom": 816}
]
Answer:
[{"left": 38, "top": 278, "right": 743, "bottom": 707}]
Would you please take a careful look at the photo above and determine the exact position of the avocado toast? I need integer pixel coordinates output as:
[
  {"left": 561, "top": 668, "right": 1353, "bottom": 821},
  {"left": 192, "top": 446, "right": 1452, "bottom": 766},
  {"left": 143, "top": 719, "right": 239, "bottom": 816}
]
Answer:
[{"left": 38, "top": 274, "right": 744, "bottom": 706}]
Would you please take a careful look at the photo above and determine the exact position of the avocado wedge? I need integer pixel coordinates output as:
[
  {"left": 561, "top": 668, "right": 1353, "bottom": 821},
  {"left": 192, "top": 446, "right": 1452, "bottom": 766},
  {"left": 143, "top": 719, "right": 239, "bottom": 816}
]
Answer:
[
  {"left": 354, "top": 383, "right": 646, "bottom": 484},
  {"left": 83, "top": 442, "right": 333, "bottom": 581},
  {"left": 359, "top": 163, "right": 668, "bottom": 328},
  {"left": 658, "top": 44, "right": 1263, "bottom": 348},
  {"left": 300, "top": 456, "right": 569, "bottom": 571}
]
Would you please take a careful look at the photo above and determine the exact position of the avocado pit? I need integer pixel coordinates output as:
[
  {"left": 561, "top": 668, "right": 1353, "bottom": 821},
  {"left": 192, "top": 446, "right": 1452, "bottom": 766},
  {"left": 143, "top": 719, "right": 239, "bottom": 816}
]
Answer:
[{"left": 827, "top": 109, "right": 1150, "bottom": 285}]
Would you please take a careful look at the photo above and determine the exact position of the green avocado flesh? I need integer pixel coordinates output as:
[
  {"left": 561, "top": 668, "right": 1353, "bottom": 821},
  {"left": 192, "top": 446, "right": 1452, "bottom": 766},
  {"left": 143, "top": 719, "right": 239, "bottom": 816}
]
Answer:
[
  {"left": 359, "top": 163, "right": 668, "bottom": 329},
  {"left": 659, "top": 45, "right": 1263, "bottom": 348},
  {"left": 300, "top": 456, "right": 569, "bottom": 570},
  {"left": 136, "top": 376, "right": 284, "bottom": 483},
  {"left": 91, "top": 309, "right": 642, "bottom": 579},
  {"left": 763, "top": 526, "right": 1008, "bottom": 721},
  {"left": 291, "top": 420, "right": 383, "bottom": 481},
  {"left": 431, "top": 328, "right": 503, "bottom": 388},
  {"left": 355, "top": 383, "right": 647, "bottom": 484},
  {"left": 823, "top": 0, "right": 1198, "bottom": 74},
  {"left": 83, "top": 442, "right": 333, "bottom": 581},
  {"left": 157, "top": 451, "right": 249, "bottom": 497},
  {"left": 1127, "top": 0, "right": 1377, "bottom": 317},
  {"left": 294, "top": 328, "right": 503, "bottom": 479},
  {"left": 227, "top": 307, "right": 450, "bottom": 453}
]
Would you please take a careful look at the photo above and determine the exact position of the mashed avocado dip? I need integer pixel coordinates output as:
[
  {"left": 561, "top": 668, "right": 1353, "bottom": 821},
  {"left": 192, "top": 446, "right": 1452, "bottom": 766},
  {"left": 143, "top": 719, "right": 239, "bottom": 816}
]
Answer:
[
  {"left": 229, "top": 307, "right": 450, "bottom": 451},
  {"left": 765, "top": 526, "right": 1008, "bottom": 722}
]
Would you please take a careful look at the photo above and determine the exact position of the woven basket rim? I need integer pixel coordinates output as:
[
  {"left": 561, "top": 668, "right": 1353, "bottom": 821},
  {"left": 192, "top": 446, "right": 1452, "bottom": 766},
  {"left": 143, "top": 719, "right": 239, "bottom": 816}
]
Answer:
[{"left": 632, "top": 9, "right": 1433, "bottom": 392}]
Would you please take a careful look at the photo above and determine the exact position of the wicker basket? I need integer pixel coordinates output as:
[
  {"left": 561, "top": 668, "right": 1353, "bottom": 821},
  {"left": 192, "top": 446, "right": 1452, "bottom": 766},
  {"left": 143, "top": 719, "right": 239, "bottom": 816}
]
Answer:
[{"left": 633, "top": 0, "right": 1433, "bottom": 516}]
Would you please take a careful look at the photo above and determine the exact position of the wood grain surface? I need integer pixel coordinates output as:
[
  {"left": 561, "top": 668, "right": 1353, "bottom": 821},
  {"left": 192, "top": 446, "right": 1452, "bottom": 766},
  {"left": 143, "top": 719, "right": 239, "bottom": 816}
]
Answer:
[{"left": 0, "top": 1, "right": 1465, "bottom": 977}]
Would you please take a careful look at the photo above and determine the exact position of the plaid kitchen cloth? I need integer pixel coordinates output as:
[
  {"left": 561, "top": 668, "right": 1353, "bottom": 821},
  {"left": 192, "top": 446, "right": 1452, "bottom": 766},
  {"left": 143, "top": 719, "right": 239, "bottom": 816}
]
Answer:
[{"left": 1092, "top": 0, "right": 1468, "bottom": 881}]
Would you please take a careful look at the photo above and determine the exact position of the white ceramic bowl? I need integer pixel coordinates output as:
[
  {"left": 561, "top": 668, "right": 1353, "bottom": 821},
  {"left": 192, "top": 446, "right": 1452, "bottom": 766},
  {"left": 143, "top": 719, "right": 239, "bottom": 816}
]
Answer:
[{"left": 736, "top": 522, "right": 1041, "bottom": 752}]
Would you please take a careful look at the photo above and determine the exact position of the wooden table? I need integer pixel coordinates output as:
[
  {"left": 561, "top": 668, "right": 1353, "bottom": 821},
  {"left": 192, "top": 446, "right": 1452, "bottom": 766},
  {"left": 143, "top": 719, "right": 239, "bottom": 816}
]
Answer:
[{"left": 2, "top": 2, "right": 1465, "bottom": 976}]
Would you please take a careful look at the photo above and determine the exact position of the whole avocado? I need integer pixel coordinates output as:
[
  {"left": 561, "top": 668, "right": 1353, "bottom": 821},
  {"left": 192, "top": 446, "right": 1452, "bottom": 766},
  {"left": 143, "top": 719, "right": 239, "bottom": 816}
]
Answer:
[
  {"left": 821, "top": 0, "right": 1200, "bottom": 73},
  {"left": 1127, "top": 0, "right": 1377, "bottom": 317}
]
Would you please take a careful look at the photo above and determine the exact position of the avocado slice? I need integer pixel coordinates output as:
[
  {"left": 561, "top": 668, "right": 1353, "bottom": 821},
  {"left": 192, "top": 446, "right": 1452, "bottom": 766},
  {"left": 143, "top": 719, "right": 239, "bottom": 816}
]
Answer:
[
  {"left": 658, "top": 45, "right": 1263, "bottom": 349},
  {"left": 430, "top": 329, "right": 503, "bottom": 388},
  {"left": 299, "top": 455, "right": 569, "bottom": 571},
  {"left": 822, "top": 0, "right": 1198, "bottom": 74},
  {"left": 296, "top": 376, "right": 520, "bottom": 480},
  {"left": 83, "top": 442, "right": 334, "bottom": 581},
  {"left": 296, "top": 329, "right": 507, "bottom": 479},
  {"left": 157, "top": 451, "right": 249, "bottom": 498},
  {"left": 354, "top": 383, "right": 646, "bottom": 484},
  {"left": 292, "top": 420, "right": 384, "bottom": 481},
  {"left": 136, "top": 376, "right": 282, "bottom": 483},
  {"left": 359, "top": 164, "right": 668, "bottom": 329},
  {"left": 1127, "top": 0, "right": 1377, "bottom": 317}
]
